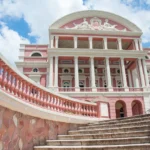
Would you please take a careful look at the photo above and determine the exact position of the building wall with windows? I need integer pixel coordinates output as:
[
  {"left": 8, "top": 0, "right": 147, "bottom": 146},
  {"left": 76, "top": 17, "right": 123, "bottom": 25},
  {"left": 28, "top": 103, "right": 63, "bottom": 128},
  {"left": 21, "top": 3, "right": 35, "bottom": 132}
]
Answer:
[{"left": 16, "top": 10, "right": 150, "bottom": 119}]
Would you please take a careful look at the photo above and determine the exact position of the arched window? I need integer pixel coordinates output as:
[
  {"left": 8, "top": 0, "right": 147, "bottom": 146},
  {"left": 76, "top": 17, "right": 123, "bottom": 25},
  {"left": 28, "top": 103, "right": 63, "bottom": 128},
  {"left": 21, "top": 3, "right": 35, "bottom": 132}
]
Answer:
[
  {"left": 79, "top": 69, "right": 83, "bottom": 73},
  {"left": 64, "top": 69, "right": 69, "bottom": 73},
  {"left": 33, "top": 68, "right": 38, "bottom": 72},
  {"left": 31, "top": 52, "right": 42, "bottom": 57}
]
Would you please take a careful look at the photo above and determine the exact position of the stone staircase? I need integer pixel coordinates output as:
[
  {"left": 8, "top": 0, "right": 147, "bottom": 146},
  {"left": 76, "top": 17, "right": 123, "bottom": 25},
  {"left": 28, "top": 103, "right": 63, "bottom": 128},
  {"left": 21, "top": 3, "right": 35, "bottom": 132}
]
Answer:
[{"left": 34, "top": 114, "right": 150, "bottom": 150}]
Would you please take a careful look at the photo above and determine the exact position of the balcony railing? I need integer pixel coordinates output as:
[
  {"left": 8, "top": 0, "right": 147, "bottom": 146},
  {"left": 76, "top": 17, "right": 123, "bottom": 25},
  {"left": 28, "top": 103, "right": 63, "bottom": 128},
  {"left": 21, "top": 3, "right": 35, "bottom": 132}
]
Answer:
[
  {"left": 0, "top": 54, "right": 98, "bottom": 118},
  {"left": 58, "top": 87, "right": 146, "bottom": 92}
]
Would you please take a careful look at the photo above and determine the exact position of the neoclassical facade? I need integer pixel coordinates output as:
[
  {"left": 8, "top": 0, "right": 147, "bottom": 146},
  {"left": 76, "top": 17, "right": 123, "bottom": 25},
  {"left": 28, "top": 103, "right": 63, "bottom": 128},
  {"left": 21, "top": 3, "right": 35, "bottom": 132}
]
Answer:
[{"left": 16, "top": 10, "right": 150, "bottom": 119}]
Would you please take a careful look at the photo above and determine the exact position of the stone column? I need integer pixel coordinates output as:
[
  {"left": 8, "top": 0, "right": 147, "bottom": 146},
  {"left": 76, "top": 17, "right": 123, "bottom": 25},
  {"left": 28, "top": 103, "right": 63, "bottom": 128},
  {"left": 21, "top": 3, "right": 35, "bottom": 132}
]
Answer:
[
  {"left": 105, "top": 57, "right": 112, "bottom": 90},
  {"left": 138, "top": 58, "right": 145, "bottom": 87},
  {"left": 90, "top": 57, "right": 96, "bottom": 91},
  {"left": 55, "top": 36, "right": 59, "bottom": 48},
  {"left": 74, "top": 56, "right": 79, "bottom": 91},
  {"left": 134, "top": 39, "right": 139, "bottom": 51},
  {"left": 50, "top": 35, "right": 54, "bottom": 48},
  {"left": 142, "top": 59, "right": 149, "bottom": 87},
  {"left": 54, "top": 56, "right": 58, "bottom": 90},
  {"left": 120, "top": 58, "right": 128, "bottom": 91},
  {"left": 74, "top": 36, "right": 78, "bottom": 48},
  {"left": 89, "top": 37, "right": 93, "bottom": 49},
  {"left": 139, "top": 38, "right": 143, "bottom": 51},
  {"left": 127, "top": 69, "right": 132, "bottom": 87},
  {"left": 48, "top": 56, "right": 53, "bottom": 88},
  {"left": 103, "top": 37, "right": 107, "bottom": 50},
  {"left": 117, "top": 38, "right": 122, "bottom": 50}
]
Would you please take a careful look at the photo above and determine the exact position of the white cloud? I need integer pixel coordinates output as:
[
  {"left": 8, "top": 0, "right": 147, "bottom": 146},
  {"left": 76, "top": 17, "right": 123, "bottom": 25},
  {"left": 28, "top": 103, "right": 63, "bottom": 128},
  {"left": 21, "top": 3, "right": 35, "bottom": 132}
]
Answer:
[
  {"left": 1, "top": 0, "right": 150, "bottom": 64},
  {"left": 0, "top": 0, "right": 87, "bottom": 43},
  {"left": 85, "top": 0, "right": 150, "bottom": 43},
  {"left": 0, "top": 22, "right": 30, "bottom": 65}
]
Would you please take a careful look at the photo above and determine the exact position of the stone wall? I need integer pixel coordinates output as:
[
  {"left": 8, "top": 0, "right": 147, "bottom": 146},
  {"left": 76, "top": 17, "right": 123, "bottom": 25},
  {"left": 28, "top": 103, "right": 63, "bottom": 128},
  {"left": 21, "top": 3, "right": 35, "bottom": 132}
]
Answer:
[{"left": 0, "top": 106, "right": 78, "bottom": 150}]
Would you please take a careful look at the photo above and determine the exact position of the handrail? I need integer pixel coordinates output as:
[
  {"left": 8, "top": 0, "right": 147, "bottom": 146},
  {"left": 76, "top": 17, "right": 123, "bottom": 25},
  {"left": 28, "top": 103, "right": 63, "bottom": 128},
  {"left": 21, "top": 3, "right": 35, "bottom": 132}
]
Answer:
[{"left": 0, "top": 54, "right": 98, "bottom": 118}]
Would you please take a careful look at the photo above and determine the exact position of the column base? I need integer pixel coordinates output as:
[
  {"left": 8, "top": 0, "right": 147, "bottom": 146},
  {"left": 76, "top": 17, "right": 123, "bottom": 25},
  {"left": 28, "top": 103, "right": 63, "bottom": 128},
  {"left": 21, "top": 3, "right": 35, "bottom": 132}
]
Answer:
[
  {"left": 108, "top": 87, "right": 113, "bottom": 92},
  {"left": 124, "top": 87, "right": 129, "bottom": 92},
  {"left": 53, "top": 87, "right": 58, "bottom": 92},
  {"left": 92, "top": 87, "right": 97, "bottom": 92},
  {"left": 75, "top": 87, "right": 80, "bottom": 92},
  {"left": 143, "top": 87, "right": 150, "bottom": 91}
]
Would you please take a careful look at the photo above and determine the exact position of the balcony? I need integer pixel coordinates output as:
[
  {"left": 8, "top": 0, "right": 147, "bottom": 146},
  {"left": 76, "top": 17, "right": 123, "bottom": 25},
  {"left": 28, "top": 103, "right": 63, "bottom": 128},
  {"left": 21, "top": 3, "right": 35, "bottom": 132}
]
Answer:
[{"left": 57, "top": 87, "right": 145, "bottom": 92}]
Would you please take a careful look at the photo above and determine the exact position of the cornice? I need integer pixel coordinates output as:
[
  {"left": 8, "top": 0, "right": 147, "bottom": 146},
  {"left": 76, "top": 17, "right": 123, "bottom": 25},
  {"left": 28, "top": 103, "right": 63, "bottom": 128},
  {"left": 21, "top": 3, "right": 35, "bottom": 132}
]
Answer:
[
  {"left": 50, "top": 29, "right": 142, "bottom": 37},
  {"left": 15, "top": 62, "right": 48, "bottom": 67},
  {"left": 48, "top": 48, "right": 147, "bottom": 58}
]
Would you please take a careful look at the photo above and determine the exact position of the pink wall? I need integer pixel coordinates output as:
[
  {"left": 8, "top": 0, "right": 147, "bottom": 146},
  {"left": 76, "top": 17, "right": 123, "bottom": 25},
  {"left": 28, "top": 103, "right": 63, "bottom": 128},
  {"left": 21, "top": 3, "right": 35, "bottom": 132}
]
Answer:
[
  {"left": 109, "top": 97, "right": 144, "bottom": 119},
  {"left": 23, "top": 68, "right": 47, "bottom": 72},
  {"left": 72, "top": 96, "right": 145, "bottom": 119},
  {"left": 40, "top": 75, "right": 46, "bottom": 87},
  {"left": 24, "top": 50, "right": 47, "bottom": 57},
  {"left": 0, "top": 106, "right": 78, "bottom": 150}
]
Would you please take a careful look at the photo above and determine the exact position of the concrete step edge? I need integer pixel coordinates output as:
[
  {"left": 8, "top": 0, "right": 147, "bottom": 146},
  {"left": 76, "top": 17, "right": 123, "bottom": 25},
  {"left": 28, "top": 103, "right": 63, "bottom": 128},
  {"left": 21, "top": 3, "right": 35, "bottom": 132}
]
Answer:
[
  {"left": 46, "top": 136, "right": 150, "bottom": 142},
  {"left": 58, "top": 130, "right": 150, "bottom": 138},
  {"left": 88, "top": 114, "right": 150, "bottom": 125},
  {"left": 34, "top": 143, "right": 150, "bottom": 149},
  {"left": 69, "top": 124, "right": 150, "bottom": 133},
  {"left": 79, "top": 120, "right": 150, "bottom": 129}
]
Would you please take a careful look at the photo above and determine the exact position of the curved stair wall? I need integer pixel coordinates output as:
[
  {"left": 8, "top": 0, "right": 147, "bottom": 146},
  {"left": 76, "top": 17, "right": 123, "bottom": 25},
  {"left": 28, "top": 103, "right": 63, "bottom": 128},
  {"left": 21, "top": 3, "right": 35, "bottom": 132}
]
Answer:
[
  {"left": 0, "top": 105, "right": 78, "bottom": 150},
  {"left": 0, "top": 54, "right": 103, "bottom": 124}
]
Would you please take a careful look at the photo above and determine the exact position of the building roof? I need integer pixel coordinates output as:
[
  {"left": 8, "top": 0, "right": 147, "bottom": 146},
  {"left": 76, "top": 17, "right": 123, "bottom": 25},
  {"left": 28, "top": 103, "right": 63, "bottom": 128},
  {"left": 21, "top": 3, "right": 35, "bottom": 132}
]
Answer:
[{"left": 49, "top": 10, "right": 142, "bottom": 34}]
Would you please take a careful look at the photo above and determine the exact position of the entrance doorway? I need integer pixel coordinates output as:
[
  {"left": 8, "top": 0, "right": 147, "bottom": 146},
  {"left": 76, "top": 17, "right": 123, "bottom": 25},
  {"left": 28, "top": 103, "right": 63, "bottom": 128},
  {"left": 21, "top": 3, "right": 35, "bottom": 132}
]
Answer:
[
  {"left": 115, "top": 100, "right": 127, "bottom": 118},
  {"left": 132, "top": 100, "right": 143, "bottom": 116}
]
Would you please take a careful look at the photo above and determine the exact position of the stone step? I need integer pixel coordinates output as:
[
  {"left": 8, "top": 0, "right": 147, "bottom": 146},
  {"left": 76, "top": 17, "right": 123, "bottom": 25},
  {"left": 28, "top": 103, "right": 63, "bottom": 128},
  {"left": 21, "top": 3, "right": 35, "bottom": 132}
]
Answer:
[
  {"left": 79, "top": 119, "right": 150, "bottom": 130},
  {"left": 46, "top": 136, "right": 150, "bottom": 146},
  {"left": 87, "top": 115, "right": 150, "bottom": 126},
  {"left": 58, "top": 130, "right": 150, "bottom": 140},
  {"left": 69, "top": 124, "right": 150, "bottom": 135},
  {"left": 34, "top": 143, "right": 150, "bottom": 150}
]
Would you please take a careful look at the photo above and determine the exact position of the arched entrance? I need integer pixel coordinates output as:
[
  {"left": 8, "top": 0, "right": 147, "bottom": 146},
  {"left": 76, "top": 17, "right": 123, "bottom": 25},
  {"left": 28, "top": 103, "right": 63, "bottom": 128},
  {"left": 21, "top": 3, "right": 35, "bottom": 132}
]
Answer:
[
  {"left": 132, "top": 100, "right": 143, "bottom": 116},
  {"left": 115, "top": 100, "right": 127, "bottom": 118}
]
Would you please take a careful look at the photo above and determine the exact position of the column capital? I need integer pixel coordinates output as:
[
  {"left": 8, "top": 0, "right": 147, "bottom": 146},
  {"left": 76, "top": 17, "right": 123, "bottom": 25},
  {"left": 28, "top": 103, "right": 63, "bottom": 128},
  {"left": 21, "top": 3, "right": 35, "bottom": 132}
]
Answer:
[
  {"left": 74, "top": 56, "right": 78, "bottom": 59},
  {"left": 139, "top": 38, "right": 142, "bottom": 42},
  {"left": 74, "top": 36, "right": 78, "bottom": 40},
  {"left": 90, "top": 56, "right": 94, "bottom": 59},
  {"left": 134, "top": 38, "right": 138, "bottom": 42},
  {"left": 89, "top": 36, "right": 93, "bottom": 41},
  {"left": 103, "top": 37, "right": 107, "bottom": 40},
  {"left": 49, "top": 56, "right": 54, "bottom": 59},
  {"left": 55, "top": 36, "right": 59, "bottom": 40},
  {"left": 117, "top": 38, "right": 122, "bottom": 42},
  {"left": 105, "top": 57, "right": 110, "bottom": 60},
  {"left": 120, "top": 57, "right": 124, "bottom": 60},
  {"left": 138, "top": 58, "right": 142, "bottom": 61},
  {"left": 51, "top": 35, "right": 54, "bottom": 40}
]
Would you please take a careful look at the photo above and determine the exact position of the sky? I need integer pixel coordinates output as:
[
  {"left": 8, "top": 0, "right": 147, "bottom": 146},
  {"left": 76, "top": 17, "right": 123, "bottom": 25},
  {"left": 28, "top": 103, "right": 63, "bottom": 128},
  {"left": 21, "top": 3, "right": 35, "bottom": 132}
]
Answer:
[{"left": 1, "top": 0, "right": 150, "bottom": 64}]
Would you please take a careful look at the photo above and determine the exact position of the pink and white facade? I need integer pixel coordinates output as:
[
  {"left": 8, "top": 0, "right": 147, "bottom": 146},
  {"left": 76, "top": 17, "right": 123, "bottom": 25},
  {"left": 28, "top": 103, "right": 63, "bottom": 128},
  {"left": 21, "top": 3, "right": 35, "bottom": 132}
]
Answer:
[{"left": 16, "top": 10, "right": 150, "bottom": 119}]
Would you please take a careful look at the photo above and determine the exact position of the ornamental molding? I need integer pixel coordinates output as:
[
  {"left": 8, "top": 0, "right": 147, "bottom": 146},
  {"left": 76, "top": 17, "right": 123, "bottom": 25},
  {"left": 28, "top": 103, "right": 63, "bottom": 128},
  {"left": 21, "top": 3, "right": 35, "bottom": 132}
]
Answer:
[{"left": 65, "top": 17, "right": 127, "bottom": 32}]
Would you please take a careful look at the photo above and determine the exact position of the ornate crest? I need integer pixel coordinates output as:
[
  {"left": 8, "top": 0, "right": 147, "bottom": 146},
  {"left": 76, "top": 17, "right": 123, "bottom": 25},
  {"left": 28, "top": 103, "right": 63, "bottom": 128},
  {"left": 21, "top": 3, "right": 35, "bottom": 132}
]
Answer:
[{"left": 65, "top": 17, "right": 127, "bottom": 32}]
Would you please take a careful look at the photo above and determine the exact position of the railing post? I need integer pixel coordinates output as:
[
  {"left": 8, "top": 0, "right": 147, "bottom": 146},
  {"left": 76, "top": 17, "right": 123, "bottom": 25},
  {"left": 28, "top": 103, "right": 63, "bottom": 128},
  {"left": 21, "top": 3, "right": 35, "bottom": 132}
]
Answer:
[{"left": 96, "top": 101, "right": 101, "bottom": 118}]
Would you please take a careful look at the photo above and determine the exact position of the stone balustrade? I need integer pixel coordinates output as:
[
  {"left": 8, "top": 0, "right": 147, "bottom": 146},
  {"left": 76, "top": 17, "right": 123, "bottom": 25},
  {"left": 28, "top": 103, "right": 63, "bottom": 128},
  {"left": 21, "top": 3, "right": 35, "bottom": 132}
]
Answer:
[{"left": 0, "top": 55, "right": 98, "bottom": 118}]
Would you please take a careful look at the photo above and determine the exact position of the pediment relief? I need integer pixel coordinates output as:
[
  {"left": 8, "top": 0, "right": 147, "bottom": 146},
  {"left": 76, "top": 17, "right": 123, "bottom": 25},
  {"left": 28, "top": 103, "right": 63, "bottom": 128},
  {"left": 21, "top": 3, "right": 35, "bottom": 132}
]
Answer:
[{"left": 62, "top": 17, "right": 127, "bottom": 32}]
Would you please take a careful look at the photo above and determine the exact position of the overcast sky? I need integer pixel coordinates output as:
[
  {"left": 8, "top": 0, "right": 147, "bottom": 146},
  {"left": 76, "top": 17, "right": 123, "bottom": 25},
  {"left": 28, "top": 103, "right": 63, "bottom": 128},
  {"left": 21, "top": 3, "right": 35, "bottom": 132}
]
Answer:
[{"left": 1, "top": 0, "right": 150, "bottom": 64}]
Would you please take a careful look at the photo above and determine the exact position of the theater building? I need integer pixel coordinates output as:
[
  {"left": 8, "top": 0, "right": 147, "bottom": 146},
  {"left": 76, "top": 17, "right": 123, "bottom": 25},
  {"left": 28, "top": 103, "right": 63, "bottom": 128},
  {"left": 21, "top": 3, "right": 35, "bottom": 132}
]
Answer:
[{"left": 16, "top": 10, "right": 150, "bottom": 119}]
